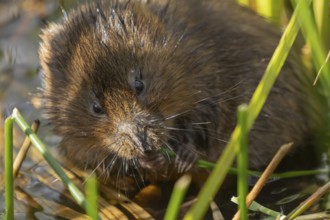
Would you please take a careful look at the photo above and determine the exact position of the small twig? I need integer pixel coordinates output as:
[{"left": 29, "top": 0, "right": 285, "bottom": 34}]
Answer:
[
  {"left": 245, "top": 143, "right": 293, "bottom": 206},
  {"left": 13, "top": 120, "right": 40, "bottom": 177},
  {"left": 285, "top": 181, "right": 330, "bottom": 220},
  {"left": 232, "top": 142, "right": 293, "bottom": 220}
]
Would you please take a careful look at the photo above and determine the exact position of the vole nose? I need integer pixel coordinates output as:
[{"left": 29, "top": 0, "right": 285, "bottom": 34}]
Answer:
[
  {"left": 137, "top": 125, "right": 152, "bottom": 153},
  {"left": 117, "top": 121, "right": 152, "bottom": 154}
]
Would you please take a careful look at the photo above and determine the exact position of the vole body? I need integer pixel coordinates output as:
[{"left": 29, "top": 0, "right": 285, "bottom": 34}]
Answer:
[{"left": 40, "top": 0, "right": 309, "bottom": 190}]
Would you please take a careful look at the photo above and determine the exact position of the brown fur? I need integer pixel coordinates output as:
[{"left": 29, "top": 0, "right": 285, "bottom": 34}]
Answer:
[{"left": 39, "top": 0, "right": 310, "bottom": 190}]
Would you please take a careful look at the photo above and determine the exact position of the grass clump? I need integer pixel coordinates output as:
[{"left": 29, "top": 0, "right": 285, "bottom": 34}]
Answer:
[
  {"left": 4, "top": 108, "right": 98, "bottom": 220},
  {"left": 183, "top": 1, "right": 303, "bottom": 219}
]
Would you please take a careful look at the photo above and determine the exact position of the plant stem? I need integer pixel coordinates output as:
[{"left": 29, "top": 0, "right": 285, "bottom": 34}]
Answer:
[
  {"left": 13, "top": 120, "right": 40, "bottom": 177},
  {"left": 245, "top": 143, "right": 292, "bottom": 208},
  {"left": 286, "top": 181, "right": 330, "bottom": 220},
  {"left": 292, "top": 0, "right": 330, "bottom": 88},
  {"left": 313, "top": 0, "right": 330, "bottom": 50},
  {"left": 11, "top": 108, "right": 89, "bottom": 213},
  {"left": 4, "top": 115, "right": 14, "bottom": 220},
  {"left": 234, "top": 104, "right": 249, "bottom": 220},
  {"left": 85, "top": 174, "right": 99, "bottom": 220},
  {"left": 164, "top": 175, "right": 192, "bottom": 220}
]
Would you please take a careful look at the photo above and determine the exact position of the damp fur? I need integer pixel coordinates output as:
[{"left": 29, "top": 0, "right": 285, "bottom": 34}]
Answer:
[{"left": 39, "top": 0, "right": 311, "bottom": 191}]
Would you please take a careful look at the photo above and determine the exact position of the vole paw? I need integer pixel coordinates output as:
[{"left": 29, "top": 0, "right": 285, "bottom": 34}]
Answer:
[
  {"left": 175, "top": 147, "right": 199, "bottom": 173},
  {"left": 138, "top": 153, "right": 168, "bottom": 170}
]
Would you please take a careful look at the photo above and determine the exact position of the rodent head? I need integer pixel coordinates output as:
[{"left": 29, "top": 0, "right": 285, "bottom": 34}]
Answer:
[{"left": 39, "top": 1, "right": 216, "bottom": 179}]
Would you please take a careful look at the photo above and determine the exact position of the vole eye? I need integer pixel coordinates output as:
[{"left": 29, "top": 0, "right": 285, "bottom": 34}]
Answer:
[
  {"left": 92, "top": 102, "right": 105, "bottom": 115},
  {"left": 134, "top": 79, "right": 144, "bottom": 95}
]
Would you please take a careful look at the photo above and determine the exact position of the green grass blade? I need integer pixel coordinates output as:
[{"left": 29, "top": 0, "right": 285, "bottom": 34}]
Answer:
[
  {"left": 292, "top": 0, "right": 330, "bottom": 88},
  {"left": 237, "top": 0, "right": 249, "bottom": 6},
  {"left": 313, "top": 0, "right": 330, "bottom": 50},
  {"left": 85, "top": 174, "right": 99, "bottom": 220},
  {"left": 231, "top": 197, "right": 283, "bottom": 218},
  {"left": 4, "top": 116, "right": 14, "bottom": 220},
  {"left": 237, "top": 104, "right": 249, "bottom": 220},
  {"left": 184, "top": 1, "right": 306, "bottom": 219},
  {"left": 255, "top": 0, "right": 284, "bottom": 24},
  {"left": 270, "top": 169, "right": 328, "bottom": 178},
  {"left": 11, "top": 108, "right": 89, "bottom": 213},
  {"left": 164, "top": 175, "right": 192, "bottom": 220},
  {"left": 197, "top": 159, "right": 327, "bottom": 178},
  {"left": 184, "top": 127, "right": 240, "bottom": 220},
  {"left": 237, "top": 0, "right": 284, "bottom": 25},
  {"left": 246, "top": 8, "right": 302, "bottom": 126}
]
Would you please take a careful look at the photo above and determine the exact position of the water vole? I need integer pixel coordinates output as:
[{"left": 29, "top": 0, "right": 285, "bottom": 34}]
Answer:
[{"left": 39, "top": 0, "right": 310, "bottom": 190}]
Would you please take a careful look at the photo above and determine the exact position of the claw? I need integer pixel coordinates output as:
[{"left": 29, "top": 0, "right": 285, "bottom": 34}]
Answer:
[
  {"left": 175, "top": 146, "right": 198, "bottom": 173},
  {"left": 138, "top": 153, "right": 168, "bottom": 170}
]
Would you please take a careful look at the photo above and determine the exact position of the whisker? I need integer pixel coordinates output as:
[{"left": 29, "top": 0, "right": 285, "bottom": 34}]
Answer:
[
  {"left": 132, "top": 158, "right": 145, "bottom": 187},
  {"left": 163, "top": 109, "right": 191, "bottom": 121},
  {"left": 162, "top": 126, "right": 195, "bottom": 131},
  {"left": 159, "top": 139, "right": 174, "bottom": 163},
  {"left": 83, "top": 153, "right": 109, "bottom": 184},
  {"left": 189, "top": 122, "right": 211, "bottom": 125}
]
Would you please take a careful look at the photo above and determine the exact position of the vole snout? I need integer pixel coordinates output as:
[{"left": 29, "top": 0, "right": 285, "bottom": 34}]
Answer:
[{"left": 116, "top": 120, "right": 152, "bottom": 154}]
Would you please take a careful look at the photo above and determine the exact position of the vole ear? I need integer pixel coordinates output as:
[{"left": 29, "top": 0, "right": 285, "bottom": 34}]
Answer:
[
  {"left": 39, "top": 3, "right": 98, "bottom": 89},
  {"left": 39, "top": 22, "right": 71, "bottom": 90}
]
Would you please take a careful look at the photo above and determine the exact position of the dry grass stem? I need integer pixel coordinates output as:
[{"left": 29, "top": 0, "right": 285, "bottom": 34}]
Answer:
[
  {"left": 314, "top": 51, "right": 330, "bottom": 85},
  {"left": 210, "top": 201, "right": 225, "bottom": 220},
  {"left": 232, "top": 142, "right": 293, "bottom": 220},
  {"left": 286, "top": 181, "right": 330, "bottom": 220},
  {"left": 13, "top": 120, "right": 40, "bottom": 177},
  {"left": 294, "top": 211, "right": 330, "bottom": 220}
]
